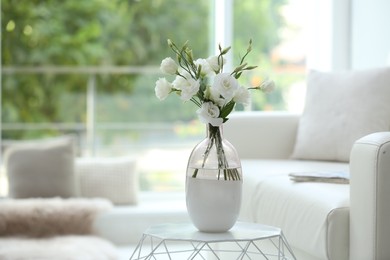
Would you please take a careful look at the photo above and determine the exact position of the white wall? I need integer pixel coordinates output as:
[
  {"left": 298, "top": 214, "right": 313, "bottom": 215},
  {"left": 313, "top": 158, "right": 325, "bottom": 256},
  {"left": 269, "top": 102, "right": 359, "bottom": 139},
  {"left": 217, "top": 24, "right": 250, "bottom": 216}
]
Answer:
[{"left": 351, "top": 0, "right": 390, "bottom": 69}]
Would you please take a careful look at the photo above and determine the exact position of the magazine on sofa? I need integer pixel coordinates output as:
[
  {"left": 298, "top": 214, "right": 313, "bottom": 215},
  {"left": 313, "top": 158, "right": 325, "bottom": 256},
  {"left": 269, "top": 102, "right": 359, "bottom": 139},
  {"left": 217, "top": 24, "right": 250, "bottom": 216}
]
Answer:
[{"left": 288, "top": 171, "right": 350, "bottom": 184}]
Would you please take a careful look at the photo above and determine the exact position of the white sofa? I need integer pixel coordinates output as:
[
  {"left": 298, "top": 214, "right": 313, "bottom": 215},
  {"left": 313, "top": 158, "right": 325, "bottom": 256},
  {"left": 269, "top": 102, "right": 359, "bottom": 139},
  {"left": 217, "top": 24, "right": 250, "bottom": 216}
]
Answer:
[
  {"left": 95, "top": 110, "right": 390, "bottom": 260},
  {"left": 223, "top": 111, "right": 390, "bottom": 260}
]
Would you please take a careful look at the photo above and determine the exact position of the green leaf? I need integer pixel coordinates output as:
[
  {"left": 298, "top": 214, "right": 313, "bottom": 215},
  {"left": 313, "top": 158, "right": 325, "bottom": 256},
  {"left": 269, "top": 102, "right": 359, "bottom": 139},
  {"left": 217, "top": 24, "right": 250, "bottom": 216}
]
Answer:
[{"left": 220, "top": 101, "right": 235, "bottom": 118}]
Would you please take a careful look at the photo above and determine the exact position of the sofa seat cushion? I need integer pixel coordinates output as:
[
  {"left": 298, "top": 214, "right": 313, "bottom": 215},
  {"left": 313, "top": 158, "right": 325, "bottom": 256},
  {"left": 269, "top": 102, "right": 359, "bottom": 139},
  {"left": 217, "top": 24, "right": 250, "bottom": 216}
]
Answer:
[{"left": 239, "top": 159, "right": 349, "bottom": 260}]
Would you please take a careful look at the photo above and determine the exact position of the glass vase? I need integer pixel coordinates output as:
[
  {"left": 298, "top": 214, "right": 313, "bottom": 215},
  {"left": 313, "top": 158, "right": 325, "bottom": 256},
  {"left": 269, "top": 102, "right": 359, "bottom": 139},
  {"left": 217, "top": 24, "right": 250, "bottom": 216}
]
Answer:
[{"left": 186, "top": 123, "right": 242, "bottom": 232}]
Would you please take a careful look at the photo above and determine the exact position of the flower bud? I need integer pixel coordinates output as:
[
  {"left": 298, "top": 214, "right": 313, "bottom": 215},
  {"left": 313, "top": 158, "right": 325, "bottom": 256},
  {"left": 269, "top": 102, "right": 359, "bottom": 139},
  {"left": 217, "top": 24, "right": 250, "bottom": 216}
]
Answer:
[
  {"left": 245, "top": 65, "right": 258, "bottom": 70},
  {"left": 167, "top": 39, "right": 173, "bottom": 47},
  {"left": 232, "top": 63, "right": 247, "bottom": 73},
  {"left": 260, "top": 79, "right": 275, "bottom": 93},
  {"left": 221, "top": 46, "right": 231, "bottom": 55},
  {"left": 247, "top": 39, "right": 253, "bottom": 52}
]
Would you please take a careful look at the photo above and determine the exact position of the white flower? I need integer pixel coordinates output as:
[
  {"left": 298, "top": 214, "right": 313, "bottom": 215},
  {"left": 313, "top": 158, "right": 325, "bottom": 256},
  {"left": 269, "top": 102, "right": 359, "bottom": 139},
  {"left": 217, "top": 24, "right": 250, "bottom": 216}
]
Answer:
[
  {"left": 181, "top": 78, "right": 200, "bottom": 101},
  {"left": 195, "top": 58, "right": 213, "bottom": 77},
  {"left": 173, "top": 76, "right": 200, "bottom": 101},
  {"left": 196, "top": 102, "right": 223, "bottom": 126},
  {"left": 207, "top": 86, "right": 227, "bottom": 107},
  {"left": 160, "top": 57, "right": 178, "bottom": 75},
  {"left": 155, "top": 78, "right": 172, "bottom": 101},
  {"left": 233, "top": 86, "right": 251, "bottom": 105},
  {"left": 212, "top": 73, "right": 239, "bottom": 101},
  {"left": 207, "top": 55, "right": 224, "bottom": 73},
  {"left": 172, "top": 75, "right": 187, "bottom": 89},
  {"left": 260, "top": 79, "right": 275, "bottom": 93}
]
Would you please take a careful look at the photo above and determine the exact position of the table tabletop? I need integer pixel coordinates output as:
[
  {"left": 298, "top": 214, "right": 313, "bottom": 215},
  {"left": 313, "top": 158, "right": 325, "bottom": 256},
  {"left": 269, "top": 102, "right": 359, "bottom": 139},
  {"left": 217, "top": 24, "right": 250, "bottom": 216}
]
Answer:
[{"left": 143, "top": 221, "right": 283, "bottom": 242}]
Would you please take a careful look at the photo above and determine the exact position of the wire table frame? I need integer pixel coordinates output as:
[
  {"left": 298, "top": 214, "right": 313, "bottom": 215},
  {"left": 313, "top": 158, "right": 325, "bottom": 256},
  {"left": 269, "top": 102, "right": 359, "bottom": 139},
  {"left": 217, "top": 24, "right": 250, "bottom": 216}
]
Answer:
[{"left": 129, "top": 222, "right": 297, "bottom": 260}]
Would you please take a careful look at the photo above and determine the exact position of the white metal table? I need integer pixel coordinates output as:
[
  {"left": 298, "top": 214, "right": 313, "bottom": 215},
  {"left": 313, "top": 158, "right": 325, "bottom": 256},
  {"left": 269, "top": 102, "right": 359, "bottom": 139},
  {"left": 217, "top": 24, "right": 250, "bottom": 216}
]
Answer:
[{"left": 129, "top": 222, "right": 296, "bottom": 260}]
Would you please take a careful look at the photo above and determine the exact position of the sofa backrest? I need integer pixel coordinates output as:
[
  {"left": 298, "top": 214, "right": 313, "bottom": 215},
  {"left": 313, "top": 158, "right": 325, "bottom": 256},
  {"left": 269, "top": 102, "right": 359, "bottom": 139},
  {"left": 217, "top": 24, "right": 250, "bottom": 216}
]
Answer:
[{"left": 224, "top": 111, "right": 300, "bottom": 160}]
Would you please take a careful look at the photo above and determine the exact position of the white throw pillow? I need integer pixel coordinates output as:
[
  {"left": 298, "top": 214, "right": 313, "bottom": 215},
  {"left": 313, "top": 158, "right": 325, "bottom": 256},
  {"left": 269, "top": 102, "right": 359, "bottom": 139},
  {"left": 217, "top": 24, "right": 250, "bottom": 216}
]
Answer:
[
  {"left": 75, "top": 157, "right": 138, "bottom": 205},
  {"left": 291, "top": 67, "right": 390, "bottom": 162},
  {"left": 4, "top": 137, "right": 76, "bottom": 198}
]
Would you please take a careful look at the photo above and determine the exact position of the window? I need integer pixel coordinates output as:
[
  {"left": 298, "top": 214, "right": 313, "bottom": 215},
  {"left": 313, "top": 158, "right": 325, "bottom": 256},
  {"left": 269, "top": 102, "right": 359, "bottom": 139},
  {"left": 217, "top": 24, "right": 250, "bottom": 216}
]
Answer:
[
  {"left": 233, "top": 0, "right": 307, "bottom": 113},
  {"left": 1, "top": 0, "right": 307, "bottom": 194}
]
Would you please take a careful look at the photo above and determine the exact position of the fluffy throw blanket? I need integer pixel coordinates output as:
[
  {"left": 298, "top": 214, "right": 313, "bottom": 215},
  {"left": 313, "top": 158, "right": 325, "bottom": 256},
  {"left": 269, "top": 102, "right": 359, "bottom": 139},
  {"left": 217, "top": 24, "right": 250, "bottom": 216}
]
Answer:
[
  {"left": 0, "top": 198, "right": 112, "bottom": 237},
  {"left": 0, "top": 235, "right": 119, "bottom": 260}
]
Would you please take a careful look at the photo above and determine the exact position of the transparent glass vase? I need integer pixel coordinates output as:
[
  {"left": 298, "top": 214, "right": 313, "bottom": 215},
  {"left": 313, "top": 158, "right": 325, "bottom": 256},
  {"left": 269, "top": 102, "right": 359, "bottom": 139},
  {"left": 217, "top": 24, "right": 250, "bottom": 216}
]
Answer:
[{"left": 186, "top": 123, "right": 242, "bottom": 232}]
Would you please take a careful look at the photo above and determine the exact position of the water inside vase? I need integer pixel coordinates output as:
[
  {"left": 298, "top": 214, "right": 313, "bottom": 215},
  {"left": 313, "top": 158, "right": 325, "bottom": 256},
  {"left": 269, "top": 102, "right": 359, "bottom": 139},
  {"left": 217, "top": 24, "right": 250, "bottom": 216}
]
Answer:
[{"left": 186, "top": 167, "right": 242, "bottom": 181}]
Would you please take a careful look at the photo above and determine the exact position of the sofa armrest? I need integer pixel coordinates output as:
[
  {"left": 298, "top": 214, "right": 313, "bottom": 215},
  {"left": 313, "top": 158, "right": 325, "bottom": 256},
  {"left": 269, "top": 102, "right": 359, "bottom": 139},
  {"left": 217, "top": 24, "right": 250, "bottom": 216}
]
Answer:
[
  {"left": 350, "top": 132, "right": 390, "bottom": 260},
  {"left": 224, "top": 111, "right": 300, "bottom": 159}
]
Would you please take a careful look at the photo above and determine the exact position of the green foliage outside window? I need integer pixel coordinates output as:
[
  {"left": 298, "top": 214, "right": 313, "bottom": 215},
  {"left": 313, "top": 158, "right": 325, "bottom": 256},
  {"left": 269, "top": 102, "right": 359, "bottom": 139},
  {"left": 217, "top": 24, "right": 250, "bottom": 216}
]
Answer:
[{"left": 2, "top": 0, "right": 289, "bottom": 141}]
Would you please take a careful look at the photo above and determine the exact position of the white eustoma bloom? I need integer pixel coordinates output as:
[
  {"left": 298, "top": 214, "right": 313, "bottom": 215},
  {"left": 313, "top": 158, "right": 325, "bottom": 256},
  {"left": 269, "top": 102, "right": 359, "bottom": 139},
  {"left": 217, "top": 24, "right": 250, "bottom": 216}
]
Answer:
[
  {"left": 260, "top": 79, "right": 275, "bottom": 93},
  {"left": 208, "top": 86, "right": 226, "bottom": 107},
  {"left": 196, "top": 102, "right": 223, "bottom": 126},
  {"left": 207, "top": 55, "right": 224, "bottom": 73},
  {"left": 195, "top": 58, "right": 213, "bottom": 76},
  {"left": 213, "top": 73, "right": 239, "bottom": 101},
  {"left": 160, "top": 57, "right": 178, "bottom": 75},
  {"left": 155, "top": 78, "right": 172, "bottom": 101},
  {"left": 173, "top": 76, "right": 200, "bottom": 101},
  {"left": 233, "top": 86, "right": 251, "bottom": 105},
  {"left": 172, "top": 75, "right": 187, "bottom": 89}
]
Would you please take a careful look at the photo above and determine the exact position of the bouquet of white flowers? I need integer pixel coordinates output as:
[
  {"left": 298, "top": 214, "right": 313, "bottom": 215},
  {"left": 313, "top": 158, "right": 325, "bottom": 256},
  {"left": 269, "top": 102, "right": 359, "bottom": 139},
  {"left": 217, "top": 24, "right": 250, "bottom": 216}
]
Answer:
[
  {"left": 155, "top": 39, "right": 273, "bottom": 180},
  {"left": 155, "top": 39, "right": 274, "bottom": 126}
]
